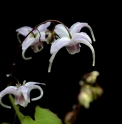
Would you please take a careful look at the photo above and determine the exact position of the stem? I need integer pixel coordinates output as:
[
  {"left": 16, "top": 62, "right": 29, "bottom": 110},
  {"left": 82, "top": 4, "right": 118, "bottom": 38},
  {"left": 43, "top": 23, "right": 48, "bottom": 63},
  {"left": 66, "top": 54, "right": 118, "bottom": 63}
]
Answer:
[
  {"left": 71, "top": 103, "right": 81, "bottom": 124},
  {"left": 10, "top": 45, "right": 21, "bottom": 73},
  {"left": 8, "top": 19, "right": 71, "bottom": 124},
  {"left": 7, "top": 44, "right": 21, "bottom": 123},
  {"left": 22, "top": 20, "right": 72, "bottom": 44}
]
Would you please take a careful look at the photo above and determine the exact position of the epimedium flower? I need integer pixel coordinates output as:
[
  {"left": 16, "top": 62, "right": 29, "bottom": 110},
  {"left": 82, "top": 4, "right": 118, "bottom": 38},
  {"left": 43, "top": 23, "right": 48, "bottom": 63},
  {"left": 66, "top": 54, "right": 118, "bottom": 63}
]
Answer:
[
  {"left": 45, "top": 29, "right": 56, "bottom": 44},
  {"left": 78, "top": 84, "right": 103, "bottom": 108},
  {"left": 16, "top": 22, "right": 51, "bottom": 60},
  {"left": 48, "top": 22, "right": 96, "bottom": 72},
  {"left": 83, "top": 71, "right": 99, "bottom": 84},
  {"left": 0, "top": 80, "right": 45, "bottom": 109}
]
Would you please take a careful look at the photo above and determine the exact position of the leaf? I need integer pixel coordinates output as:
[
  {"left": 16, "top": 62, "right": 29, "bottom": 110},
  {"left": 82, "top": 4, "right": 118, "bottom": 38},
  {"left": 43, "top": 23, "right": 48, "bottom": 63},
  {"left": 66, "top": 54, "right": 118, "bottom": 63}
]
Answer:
[
  {"left": 35, "top": 106, "right": 62, "bottom": 124},
  {"left": 22, "top": 106, "right": 63, "bottom": 124},
  {"left": 21, "top": 116, "right": 36, "bottom": 124},
  {"left": 9, "top": 94, "right": 24, "bottom": 122}
]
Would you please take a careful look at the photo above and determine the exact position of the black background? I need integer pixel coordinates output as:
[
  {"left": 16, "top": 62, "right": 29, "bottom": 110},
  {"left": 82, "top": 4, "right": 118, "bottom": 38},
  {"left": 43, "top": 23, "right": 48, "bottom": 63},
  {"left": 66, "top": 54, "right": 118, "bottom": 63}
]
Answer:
[{"left": 0, "top": 1, "right": 119, "bottom": 124}]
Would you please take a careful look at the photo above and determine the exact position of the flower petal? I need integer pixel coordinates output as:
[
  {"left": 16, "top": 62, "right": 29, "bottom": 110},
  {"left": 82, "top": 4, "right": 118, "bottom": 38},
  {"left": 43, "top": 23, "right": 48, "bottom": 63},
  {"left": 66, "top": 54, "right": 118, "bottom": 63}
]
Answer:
[
  {"left": 17, "top": 32, "right": 22, "bottom": 43},
  {"left": 76, "top": 32, "right": 92, "bottom": 44},
  {"left": 22, "top": 50, "right": 32, "bottom": 60},
  {"left": 48, "top": 52, "right": 57, "bottom": 73},
  {"left": 69, "top": 22, "right": 85, "bottom": 36},
  {"left": 14, "top": 92, "right": 28, "bottom": 107},
  {"left": 66, "top": 43, "right": 81, "bottom": 54},
  {"left": 0, "top": 86, "right": 20, "bottom": 109},
  {"left": 17, "top": 86, "right": 30, "bottom": 105},
  {"left": 48, "top": 37, "right": 71, "bottom": 73},
  {"left": 22, "top": 37, "right": 35, "bottom": 60},
  {"left": 22, "top": 37, "right": 35, "bottom": 50},
  {"left": 54, "top": 24, "right": 69, "bottom": 38},
  {"left": 81, "top": 23, "right": 96, "bottom": 42},
  {"left": 73, "top": 33, "right": 95, "bottom": 66},
  {"left": 40, "top": 31, "right": 46, "bottom": 41},
  {"left": 31, "top": 41, "right": 43, "bottom": 53},
  {"left": 16, "top": 26, "right": 32, "bottom": 36},
  {"left": 50, "top": 37, "right": 71, "bottom": 54},
  {"left": 37, "top": 22, "right": 51, "bottom": 32},
  {"left": 70, "top": 22, "right": 96, "bottom": 41},
  {"left": 24, "top": 82, "right": 45, "bottom": 87},
  {"left": 28, "top": 85, "right": 44, "bottom": 101}
]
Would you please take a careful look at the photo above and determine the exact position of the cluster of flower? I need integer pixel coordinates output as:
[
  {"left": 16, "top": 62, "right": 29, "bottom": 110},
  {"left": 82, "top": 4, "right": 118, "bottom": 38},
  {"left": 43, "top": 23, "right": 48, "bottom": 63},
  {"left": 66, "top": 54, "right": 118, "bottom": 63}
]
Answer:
[
  {"left": 0, "top": 20, "right": 96, "bottom": 109},
  {"left": 64, "top": 71, "right": 103, "bottom": 124}
]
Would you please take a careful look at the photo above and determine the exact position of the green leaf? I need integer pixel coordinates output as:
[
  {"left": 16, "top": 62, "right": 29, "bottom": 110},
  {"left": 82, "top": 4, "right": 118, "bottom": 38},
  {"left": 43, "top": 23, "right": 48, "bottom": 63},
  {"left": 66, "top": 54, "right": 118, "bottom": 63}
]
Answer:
[
  {"left": 9, "top": 94, "right": 24, "bottom": 122},
  {"left": 21, "top": 116, "right": 36, "bottom": 124},
  {"left": 22, "top": 106, "right": 62, "bottom": 124},
  {"left": 35, "top": 106, "right": 62, "bottom": 124}
]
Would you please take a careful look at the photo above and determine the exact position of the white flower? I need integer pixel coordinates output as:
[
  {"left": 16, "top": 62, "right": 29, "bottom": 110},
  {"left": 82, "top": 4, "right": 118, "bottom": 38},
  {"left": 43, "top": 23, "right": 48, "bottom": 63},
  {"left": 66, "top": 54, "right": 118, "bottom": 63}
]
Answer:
[
  {"left": 48, "top": 22, "right": 96, "bottom": 72},
  {"left": 16, "top": 22, "right": 51, "bottom": 60},
  {"left": 0, "top": 80, "right": 45, "bottom": 109}
]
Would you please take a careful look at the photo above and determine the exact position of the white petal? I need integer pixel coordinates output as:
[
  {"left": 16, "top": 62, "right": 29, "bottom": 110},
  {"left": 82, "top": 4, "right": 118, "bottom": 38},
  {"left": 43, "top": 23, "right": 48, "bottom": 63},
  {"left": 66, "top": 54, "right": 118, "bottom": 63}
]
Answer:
[
  {"left": 82, "top": 23, "right": 96, "bottom": 42},
  {"left": 54, "top": 24, "right": 69, "bottom": 38},
  {"left": 17, "top": 33, "right": 22, "bottom": 43},
  {"left": 17, "top": 86, "right": 30, "bottom": 104},
  {"left": 24, "top": 82, "right": 45, "bottom": 87},
  {"left": 22, "top": 37, "right": 35, "bottom": 50},
  {"left": 69, "top": 22, "right": 85, "bottom": 36},
  {"left": 0, "top": 86, "right": 20, "bottom": 109},
  {"left": 70, "top": 22, "right": 96, "bottom": 42},
  {"left": 48, "top": 52, "right": 57, "bottom": 73},
  {"left": 28, "top": 85, "right": 44, "bottom": 101},
  {"left": 40, "top": 31, "right": 46, "bottom": 41},
  {"left": 73, "top": 33, "right": 95, "bottom": 66},
  {"left": 48, "top": 37, "right": 71, "bottom": 73},
  {"left": 80, "top": 23, "right": 96, "bottom": 42},
  {"left": 22, "top": 50, "right": 32, "bottom": 60},
  {"left": 50, "top": 37, "right": 71, "bottom": 54},
  {"left": 75, "top": 33, "right": 92, "bottom": 44},
  {"left": 22, "top": 37, "right": 35, "bottom": 60},
  {"left": 14, "top": 92, "right": 28, "bottom": 107},
  {"left": 0, "top": 86, "right": 18, "bottom": 98},
  {"left": 18, "top": 86, "right": 28, "bottom": 93},
  {"left": 16, "top": 26, "right": 32, "bottom": 36},
  {"left": 37, "top": 22, "right": 51, "bottom": 32}
]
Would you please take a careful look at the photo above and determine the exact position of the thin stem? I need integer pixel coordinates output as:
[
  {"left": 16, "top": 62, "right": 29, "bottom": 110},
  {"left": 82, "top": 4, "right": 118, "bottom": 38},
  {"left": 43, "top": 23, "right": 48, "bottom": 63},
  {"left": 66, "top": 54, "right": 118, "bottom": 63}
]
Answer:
[
  {"left": 35, "top": 20, "right": 72, "bottom": 38},
  {"left": 10, "top": 45, "right": 21, "bottom": 73},
  {"left": 71, "top": 103, "right": 81, "bottom": 124},
  {"left": 8, "top": 20, "right": 71, "bottom": 124},
  {"left": 22, "top": 20, "right": 72, "bottom": 44},
  {"left": 7, "top": 44, "right": 21, "bottom": 123}
]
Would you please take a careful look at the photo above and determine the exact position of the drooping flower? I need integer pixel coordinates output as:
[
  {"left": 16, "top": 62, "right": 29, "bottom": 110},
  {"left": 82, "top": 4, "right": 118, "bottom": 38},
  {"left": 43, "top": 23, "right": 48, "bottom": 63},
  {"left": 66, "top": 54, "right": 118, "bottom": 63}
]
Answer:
[
  {"left": 16, "top": 22, "right": 51, "bottom": 60},
  {"left": 48, "top": 22, "right": 96, "bottom": 72},
  {"left": 0, "top": 80, "right": 45, "bottom": 109}
]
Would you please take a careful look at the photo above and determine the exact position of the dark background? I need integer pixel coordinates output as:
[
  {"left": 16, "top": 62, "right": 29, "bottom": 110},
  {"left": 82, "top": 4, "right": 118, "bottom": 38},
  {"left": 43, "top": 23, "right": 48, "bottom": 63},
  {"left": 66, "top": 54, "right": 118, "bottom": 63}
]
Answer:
[{"left": 0, "top": 1, "right": 118, "bottom": 124}]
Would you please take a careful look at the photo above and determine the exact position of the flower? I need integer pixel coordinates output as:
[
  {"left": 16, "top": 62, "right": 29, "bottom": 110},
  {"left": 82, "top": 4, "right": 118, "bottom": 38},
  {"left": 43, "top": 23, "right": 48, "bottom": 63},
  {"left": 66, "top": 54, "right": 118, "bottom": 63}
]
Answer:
[
  {"left": 85, "top": 71, "right": 99, "bottom": 84},
  {"left": 45, "top": 29, "right": 56, "bottom": 44},
  {"left": 78, "top": 85, "right": 93, "bottom": 109},
  {"left": 48, "top": 22, "right": 96, "bottom": 72},
  {"left": 0, "top": 80, "right": 45, "bottom": 109},
  {"left": 16, "top": 22, "right": 51, "bottom": 60}
]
